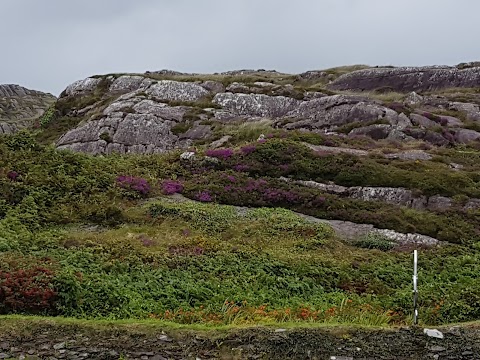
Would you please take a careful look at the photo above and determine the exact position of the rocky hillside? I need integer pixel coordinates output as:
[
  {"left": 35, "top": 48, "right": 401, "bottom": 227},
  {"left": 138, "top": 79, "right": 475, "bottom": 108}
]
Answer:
[
  {"left": 0, "top": 84, "right": 56, "bottom": 134},
  {"left": 28, "top": 63, "right": 479, "bottom": 155}
]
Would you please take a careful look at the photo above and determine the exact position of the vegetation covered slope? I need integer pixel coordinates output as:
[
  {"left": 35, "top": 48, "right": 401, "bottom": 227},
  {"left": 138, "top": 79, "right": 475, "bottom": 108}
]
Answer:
[{"left": 1, "top": 130, "right": 480, "bottom": 327}]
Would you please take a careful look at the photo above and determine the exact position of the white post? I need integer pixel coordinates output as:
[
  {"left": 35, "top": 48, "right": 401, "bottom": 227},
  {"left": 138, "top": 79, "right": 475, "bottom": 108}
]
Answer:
[{"left": 413, "top": 250, "right": 418, "bottom": 325}]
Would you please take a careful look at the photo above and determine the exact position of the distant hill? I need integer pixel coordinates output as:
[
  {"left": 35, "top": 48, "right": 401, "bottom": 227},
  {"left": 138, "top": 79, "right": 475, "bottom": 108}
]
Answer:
[{"left": 0, "top": 84, "right": 56, "bottom": 134}]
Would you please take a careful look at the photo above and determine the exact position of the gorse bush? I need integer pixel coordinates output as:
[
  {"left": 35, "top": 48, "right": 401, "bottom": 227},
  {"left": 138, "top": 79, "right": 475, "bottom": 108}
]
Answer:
[{"left": 39, "top": 105, "right": 56, "bottom": 128}]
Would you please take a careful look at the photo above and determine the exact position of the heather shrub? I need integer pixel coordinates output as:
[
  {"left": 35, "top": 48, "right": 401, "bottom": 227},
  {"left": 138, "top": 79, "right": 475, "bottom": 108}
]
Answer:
[
  {"left": 210, "top": 140, "right": 480, "bottom": 198},
  {"left": 161, "top": 179, "right": 184, "bottom": 195},
  {"left": 184, "top": 171, "right": 312, "bottom": 208},
  {"left": 205, "top": 148, "right": 234, "bottom": 160},
  {"left": 182, "top": 170, "right": 479, "bottom": 244},
  {"left": 116, "top": 175, "right": 151, "bottom": 198},
  {"left": 6, "top": 170, "right": 19, "bottom": 181},
  {"left": 195, "top": 190, "right": 213, "bottom": 202},
  {"left": 240, "top": 144, "right": 257, "bottom": 155}
]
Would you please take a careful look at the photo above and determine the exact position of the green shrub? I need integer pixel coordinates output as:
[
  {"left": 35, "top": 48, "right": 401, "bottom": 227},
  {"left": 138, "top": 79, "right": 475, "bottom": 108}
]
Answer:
[
  {"left": 39, "top": 105, "right": 56, "bottom": 127},
  {"left": 354, "top": 233, "right": 395, "bottom": 251}
]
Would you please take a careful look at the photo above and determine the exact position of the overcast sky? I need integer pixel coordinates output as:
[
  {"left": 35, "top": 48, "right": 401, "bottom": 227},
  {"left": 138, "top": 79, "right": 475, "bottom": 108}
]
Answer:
[{"left": 1, "top": 0, "right": 479, "bottom": 95}]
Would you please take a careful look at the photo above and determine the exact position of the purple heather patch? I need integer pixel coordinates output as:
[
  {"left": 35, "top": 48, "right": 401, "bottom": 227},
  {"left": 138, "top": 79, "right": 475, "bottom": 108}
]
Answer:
[
  {"left": 233, "top": 164, "right": 250, "bottom": 172},
  {"left": 7, "top": 171, "right": 19, "bottom": 181},
  {"left": 116, "top": 175, "right": 151, "bottom": 195},
  {"left": 161, "top": 179, "right": 184, "bottom": 195},
  {"left": 196, "top": 191, "right": 213, "bottom": 202},
  {"left": 240, "top": 145, "right": 256, "bottom": 155},
  {"left": 205, "top": 148, "right": 234, "bottom": 160}
]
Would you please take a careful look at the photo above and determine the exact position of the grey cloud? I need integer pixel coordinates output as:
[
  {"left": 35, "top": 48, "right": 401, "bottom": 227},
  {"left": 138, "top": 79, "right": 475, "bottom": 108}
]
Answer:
[{"left": 1, "top": 0, "right": 479, "bottom": 95}]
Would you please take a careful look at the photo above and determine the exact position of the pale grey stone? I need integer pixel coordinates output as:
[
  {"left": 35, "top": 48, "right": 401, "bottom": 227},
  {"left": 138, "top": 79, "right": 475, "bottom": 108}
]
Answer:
[
  {"left": 454, "top": 128, "right": 480, "bottom": 143},
  {"left": 132, "top": 100, "right": 186, "bottom": 121},
  {"left": 146, "top": 80, "right": 210, "bottom": 102},
  {"left": 180, "top": 151, "right": 196, "bottom": 161},
  {"left": 405, "top": 91, "right": 424, "bottom": 106},
  {"left": 210, "top": 135, "right": 232, "bottom": 149},
  {"left": 449, "top": 102, "right": 480, "bottom": 122},
  {"left": 53, "top": 343, "right": 66, "bottom": 350},
  {"left": 464, "top": 199, "right": 480, "bottom": 211},
  {"left": 109, "top": 75, "right": 153, "bottom": 93},
  {"left": 439, "top": 114, "right": 464, "bottom": 127},
  {"left": 179, "top": 125, "right": 212, "bottom": 140},
  {"left": 200, "top": 81, "right": 225, "bottom": 94},
  {"left": 349, "top": 124, "right": 392, "bottom": 139},
  {"left": 64, "top": 78, "right": 101, "bottom": 96},
  {"left": 0, "top": 84, "right": 56, "bottom": 127},
  {"left": 393, "top": 113, "right": 413, "bottom": 129},
  {"left": 386, "top": 150, "right": 433, "bottom": 161},
  {"left": 213, "top": 92, "right": 301, "bottom": 119},
  {"left": 424, "top": 328, "right": 444, "bottom": 339},
  {"left": 284, "top": 95, "right": 401, "bottom": 131},
  {"left": 303, "top": 143, "right": 369, "bottom": 156},
  {"left": 410, "top": 113, "right": 438, "bottom": 128}
]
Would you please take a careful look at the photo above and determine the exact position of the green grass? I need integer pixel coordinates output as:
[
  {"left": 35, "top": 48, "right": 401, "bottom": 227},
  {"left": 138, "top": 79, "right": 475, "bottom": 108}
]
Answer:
[
  {"left": 0, "top": 314, "right": 391, "bottom": 332},
  {"left": 214, "top": 119, "right": 276, "bottom": 143}
]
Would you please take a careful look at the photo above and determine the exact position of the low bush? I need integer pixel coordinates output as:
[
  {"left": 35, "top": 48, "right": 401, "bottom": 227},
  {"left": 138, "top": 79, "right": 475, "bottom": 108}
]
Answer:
[
  {"left": 0, "top": 256, "right": 57, "bottom": 314},
  {"left": 354, "top": 233, "right": 395, "bottom": 251}
]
